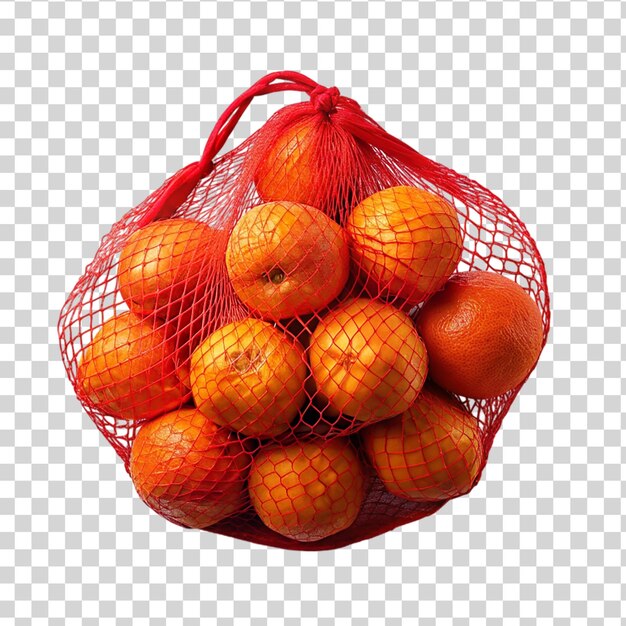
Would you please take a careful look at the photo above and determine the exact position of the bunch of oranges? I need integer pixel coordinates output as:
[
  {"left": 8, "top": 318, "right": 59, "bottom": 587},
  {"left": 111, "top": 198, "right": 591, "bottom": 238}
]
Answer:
[{"left": 75, "top": 121, "right": 544, "bottom": 545}]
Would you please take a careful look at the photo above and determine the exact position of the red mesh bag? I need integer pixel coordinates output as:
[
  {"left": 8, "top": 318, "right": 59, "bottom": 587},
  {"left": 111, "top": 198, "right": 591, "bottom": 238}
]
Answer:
[{"left": 58, "top": 71, "right": 550, "bottom": 550}]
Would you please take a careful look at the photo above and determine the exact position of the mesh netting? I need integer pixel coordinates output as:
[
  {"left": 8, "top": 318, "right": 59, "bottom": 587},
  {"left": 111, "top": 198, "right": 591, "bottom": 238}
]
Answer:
[{"left": 58, "top": 71, "right": 550, "bottom": 550}]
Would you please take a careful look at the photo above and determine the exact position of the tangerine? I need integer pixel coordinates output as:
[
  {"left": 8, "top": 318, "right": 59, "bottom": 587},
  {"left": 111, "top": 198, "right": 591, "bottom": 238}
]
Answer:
[
  {"left": 308, "top": 298, "right": 428, "bottom": 422},
  {"left": 416, "top": 271, "right": 544, "bottom": 398},
  {"left": 253, "top": 115, "right": 365, "bottom": 216},
  {"left": 77, "top": 311, "right": 189, "bottom": 421},
  {"left": 248, "top": 438, "right": 365, "bottom": 542},
  {"left": 362, "top": 386, "right": 483, "bottom": 501},
  {"left": 130, "top": 408, "right": 250, "bottom": 528},
  {"left": 346, "top": 186, "right": 463, "bottom": 305},
  {"left": 190, "top": 318, "right": 308, "bottom": 438},
  {"left": 118, "top": 218, "right": 217, "bottom": 317},
  {"left": 226, "top": 202, "right": 350, "bottom": 320}
]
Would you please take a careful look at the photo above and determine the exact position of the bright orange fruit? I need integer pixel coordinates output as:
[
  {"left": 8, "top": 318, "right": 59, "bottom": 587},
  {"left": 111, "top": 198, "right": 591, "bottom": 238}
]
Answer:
[
  {"left": 308, "top": 298, "right": 428, "bottom": 422},
  {"left": 248, "top": 438, "right": 366, "bottom": 542},
  {"left": 361, "top": 386, "right": 483, "bottom": 501},
  {"left": 118, "top": 218, "right": 217, "bottom": 316},
  {"left": 346, "top": 186, "right": 463, "bottom": 305},
  {"left": 253, "top": 115, "right": 367, "bottom": 216},
  {"left": 77, "top": 311, "right": 189, "bottom": 421},
  {"left": 416, "top": 271, "right": 544, "bottom": 398},
  {"left": 225, "top": 202, "right": 350, "bottom": 320},
  {"left": 130, "top": 408, "right": 251, "bottom": 528},
  {"left": 254, "top": 116, "right": 320, "bottom": 206},
  {"left": 190, "top": 318, "right": 308, "bottom": 438}
]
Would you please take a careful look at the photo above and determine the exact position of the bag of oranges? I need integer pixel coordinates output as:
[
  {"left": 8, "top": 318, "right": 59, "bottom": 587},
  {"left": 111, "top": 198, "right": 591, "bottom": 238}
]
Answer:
[{"left": 58, "top": 71, "right": 550, "bottom": 550}]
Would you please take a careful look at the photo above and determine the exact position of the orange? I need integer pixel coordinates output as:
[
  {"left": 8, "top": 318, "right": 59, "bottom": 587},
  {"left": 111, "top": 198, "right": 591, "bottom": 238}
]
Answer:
[
  {"left": 190, "top": 318, "right": 308, "bottom": 438},
  {"left": 361, "top": 386, "right": 483, "bottom": 501},
  {"left": 130, "top": 408, "right": 251, "bottom": 528},
  {"left": 118, "top": 218, "right": 217, "bottom": 316},
  {"left": 416, "top": 271, "right": 544, "bottom": 398},
  {"left": 248, "top": 438, "right": 365, "bottom": 542},
  {"left": 254, "top": 116, "right": 319, "bottom": 206},
  {"left": 308, "top": 298, "right": 428, "bottom": 422},
  {"left": 226, "top": 202, "right": 350, "bottom": 320},
  {"left": 77, "top": 311, "right": 190, "bottom": 421},
  {"left": 253, "top": 115, "right": 366, "bottom": 216},
  {"left": 346, "top": 186, "right": 463, "bottom": 305}
]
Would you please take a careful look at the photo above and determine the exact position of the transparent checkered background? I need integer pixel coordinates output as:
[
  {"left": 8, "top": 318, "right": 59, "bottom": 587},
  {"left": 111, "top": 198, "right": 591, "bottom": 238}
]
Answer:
[{"left": 1, "top": 0, "right": 624, "bottom": 623}]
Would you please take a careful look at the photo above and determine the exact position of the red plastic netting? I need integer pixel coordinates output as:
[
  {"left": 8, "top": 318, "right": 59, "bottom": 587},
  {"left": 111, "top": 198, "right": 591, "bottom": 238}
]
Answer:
[{"left": 58, "top": 71, "right": 550, "bottom": 550}]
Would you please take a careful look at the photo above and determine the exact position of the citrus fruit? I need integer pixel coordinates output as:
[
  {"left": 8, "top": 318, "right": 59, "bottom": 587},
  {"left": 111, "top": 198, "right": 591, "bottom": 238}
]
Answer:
[
  {"left": 416, "top": 271, "right": 544, "bottom": 398},
  {"left": 254, "top": 116, "right": 319, "bottom": 206},
  {"left": 77, "top": 311, "right": 190, "bottom": 421},
  {"left": 190, "top": 318, "right": 308, "bottom": 438},
  {"left": 248, "top": 438, "right": 365, "bottom": 542},
  {"left": 308, "top": 298, "right": 428, "bottom": 422},
  {"left": 346, "top": 186, "right": 463, "bottom": 305},
  {"left": 225, "top": 201, "right": 350, "bottom": 320},
  {"left": 253, "top": 115, "right": 366, "bottom": 215},
  {"left": 361, "top": 386, "right": 483, "bottom": 501},
  {"left": 118, "top": 218, "right": 217, "bottom": 316},
  {"left": 130, "top": 408, "right": 251, "bottom": 528}
]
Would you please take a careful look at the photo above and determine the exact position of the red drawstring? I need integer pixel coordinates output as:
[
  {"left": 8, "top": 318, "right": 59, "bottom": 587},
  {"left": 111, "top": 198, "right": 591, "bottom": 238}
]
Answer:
[{"left": 309, "top": 85, "right": 340, "bottom": 115}]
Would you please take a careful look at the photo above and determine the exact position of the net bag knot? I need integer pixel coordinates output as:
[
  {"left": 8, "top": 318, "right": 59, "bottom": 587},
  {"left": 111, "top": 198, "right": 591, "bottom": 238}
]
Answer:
[{"left": 310, "top": 85, "right": 341, "bottom": 114}]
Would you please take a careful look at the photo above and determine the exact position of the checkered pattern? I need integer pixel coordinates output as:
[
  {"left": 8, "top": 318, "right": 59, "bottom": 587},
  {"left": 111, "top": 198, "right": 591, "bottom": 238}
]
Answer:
[{"left": 2, "top": 0, "right": 624, "bottom": 623}]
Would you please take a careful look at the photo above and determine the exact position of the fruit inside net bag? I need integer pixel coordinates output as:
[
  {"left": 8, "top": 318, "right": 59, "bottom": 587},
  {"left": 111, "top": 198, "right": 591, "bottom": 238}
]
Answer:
[{"left": 58, "top": 71, "right": 550, "bottom": 550}]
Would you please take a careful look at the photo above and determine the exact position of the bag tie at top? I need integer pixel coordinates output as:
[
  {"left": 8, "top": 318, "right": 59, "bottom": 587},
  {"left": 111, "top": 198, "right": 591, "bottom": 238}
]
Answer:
[{"left": 310, "top": 85, "right": 341, "bottom": 114}]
